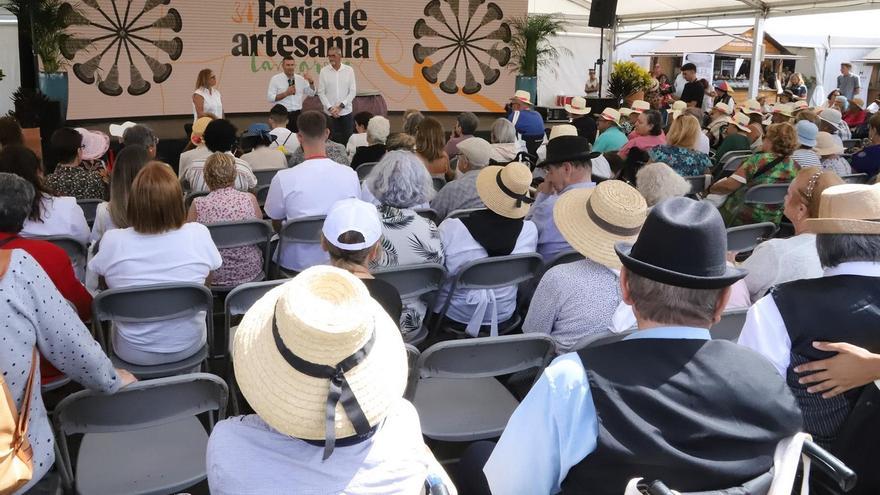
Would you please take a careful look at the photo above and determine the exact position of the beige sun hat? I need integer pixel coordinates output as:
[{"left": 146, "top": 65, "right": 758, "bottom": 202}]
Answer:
[
  {"left": 548, "top": 124, "right": 578, "bottom": 141},
  {"left": 740, "top": 99, "right": 764, "bottom": 116},
  {"left": 599, "top": 108, "right": 622, "bottom": 126},
  {"left": 232, "top": 266, "right": 407, "bottom": 457},
  {"left": 711, "top": 102, "right": 731, "bottom": 114},
  {"left": 792, "top": 100, "right": 810, "bottom": 113},
  {"left": 553, "top": 180, "right": 648, "bottom": 269},
  {"left": 772, "top": 103, "right": 794, "bottom": 118},
  {"left": 670, "top": 100, "right": 687, "bottom": 112},
  {"left": 805, "top": 183, "right": 880, "bottom": 234},
  {"left": 475, "top": 162, "right": 534, "bottom": 219},
  {"left": 814, "top": 131, "right": 845, "bottom": 157},
  {"left": 457, "top": 137, "right": 494, "bottom": 168},
  {"left": 726, "top": 111, "right": 751, "bottom": 132},
  {"left": 631, "top": 100, "right": 650, "bottom": 113},
  {"left": 510, "top": 89, "right": 533, "bottom": 106},
  {"left": 565, "top": 96, "right": 591, "bottom": 115},
  {"left": 619, "top": 108, "right": 635, "bottom": 117}
]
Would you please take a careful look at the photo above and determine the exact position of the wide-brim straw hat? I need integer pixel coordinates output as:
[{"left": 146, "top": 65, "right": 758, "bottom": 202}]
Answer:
[
  {"left": 600, "top": 108, "right": 622, "bottom": 126},
  {"left": 191, "top": 117, "right": 213, "bottom": 145},
  {"left": 564, "top": 96, "right": 591, "bottom": 115},
  {"left": 631, "top": 100, "right": 650, "bottom": 113},
  {"left": 726, "top": 112, "right": 751, "bottom": 132},
  {"left": 851, "top": 97, "right": 865, "bottom": 109},
  {"left": 553, "top": 180, "right": 647, "bottom": 269},
  {"left": 792, "top": 100, "right": 810, "bottom": 113},
  {"left": 814, "top": 131, "right": 845, "bottom": 156},
  {"left": 805, "top": 183, "right": 880, "bottom": 234},
  {"left": 75, "top": 128, "right": 110, "bottom": 161},
  {"left": 740, "top": 99, "right": 763, "bottom": 116},
  {"left": 232, "top": 266, "right": 408, "bottom": 442},
  {"left": 510, "top": 90, "right": 534, "bottom": 106},
  {"left": 820, "top": 108, "right": 844, "bottom": 126},
  {"left": 476, "top": 162, "right": 534, "bottom": 219}
]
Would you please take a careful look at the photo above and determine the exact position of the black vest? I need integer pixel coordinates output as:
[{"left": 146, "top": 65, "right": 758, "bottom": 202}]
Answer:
[
  {"left": 562, "top": 338, "right": 802, "bottom": 494},
  {"left": 772, "top": 275, "right": 880, "bottom": 447}
]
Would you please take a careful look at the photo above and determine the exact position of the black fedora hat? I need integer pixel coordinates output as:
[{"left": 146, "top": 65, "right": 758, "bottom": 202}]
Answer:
[
  {"left": 614, "top": 197, "right": 746, "bottom": 289},
  {"left": 540, "top": 135, "right": 600, "bottom": 167}
]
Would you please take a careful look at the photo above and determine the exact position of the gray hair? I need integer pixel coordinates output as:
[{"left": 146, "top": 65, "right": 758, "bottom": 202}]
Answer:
[
  {"left": 636, "top": 162, "right": 691, "bottom": 207},
  {"left": 816, "top": 233, "right": 880, "bottom": 268},
  {"left": 625, "top": 270, "right": 725, "bottom": 327},
  {"left": 490, "top": 118, "right": 517, "bottom": 144},
  {"left": 367, "top": 116, "right": 391, "bottom": 145},
  {"left": 0, "top": 172, "right": 35, "bottom": 233},
  {"left": 403, "top": 112, "right": 424, "bottom": 136},
  {"left": 365, "top": 150, "right": 435, "bottom": 208},
  {"left": 123, "top": 124, "right": 157, "bottom": 148},
  {"left": 457, "top": 112, "right": 479, "bottom": 135}
]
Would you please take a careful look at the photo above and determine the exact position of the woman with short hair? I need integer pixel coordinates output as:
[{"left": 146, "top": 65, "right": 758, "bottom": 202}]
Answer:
[
  {"left": 635, "top": 162, "right": 691, "bottom": 206},
  {"left": 648, "top": 114, "right": 713, "bottom": 176},
  {"left": 187, "top": 152, "right": 263, "bottom": 288},
  {"left": 489, "top": 118, "right": 520, "bottom": 162},
  {"left": 0, "top": 145, "right": 89, "bottom": 244},
  {"left": 415, "top": 117, "right": 451, "bottom": 179},
  {"left": 618, "top": 110, "right": 666, "bottom": 158},
  {"left": 402, "top": 110, "right": 424, "bottom": 136},
  {"left": 351, "top": 116, "right": 391, "bottom": 169},
  {"left": 192, "top": 68, "right": 223, "bottom": 122},
  {"left": 710, "top": 122, "right": 800, "bottom": 226},
  {"left": 45, "top": 127, "right": 107, "bottom": 200},
  {"left": 89, "top": 162, "right": 221, "bottom": 365}
]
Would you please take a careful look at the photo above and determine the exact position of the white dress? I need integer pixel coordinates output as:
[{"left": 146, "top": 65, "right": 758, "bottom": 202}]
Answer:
[{"left": 192, "top": 87, "right": 223, "bottom": 122}]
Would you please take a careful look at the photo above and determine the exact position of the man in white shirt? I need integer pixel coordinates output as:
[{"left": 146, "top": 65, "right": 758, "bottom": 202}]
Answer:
[
  {"left": 318, "top": 46, "right": 357, "bottom": 146},
  {"left": 267, "top": 56, "right": 316, "bottom": 133},
  {"left": 264, "top": 111, "right": 360, "bottom": 272}
]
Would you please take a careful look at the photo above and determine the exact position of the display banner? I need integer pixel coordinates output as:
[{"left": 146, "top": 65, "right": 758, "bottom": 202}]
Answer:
[{"left": 62, "top": 0, "right": 526, "bottom": 119}]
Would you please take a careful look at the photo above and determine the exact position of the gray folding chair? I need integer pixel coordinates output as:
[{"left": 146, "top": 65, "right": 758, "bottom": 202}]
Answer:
[
  {"left": 76, "top": 199, "right": 102, "bottom": 228},
  {"left": 91, "top": 283, "right": 213, "bottom": 379},
  {"left": 206, "top": 219, "right": 273, "bottom": 291},
  {"left": 184, "top": 190, "right": 208, "bottom": 209},
  {"left": 255, "top": 185, "right": 270, "bottom": 207},
  {"left": 743, "top": 183, "right": 789, "bottom": 207},
  {"left": 447, "top": 207, "right": 487, "bottom": 220},
  {"left": 841, "top": 173, "right": 868, "bottom": 184},
  {"left": 842, "top": 139, "right": 861, "bottom": 150},
  {"left": 223, "top": 279, "right": 288, "bottom": 413},
  {"left": 683, "top": 175, "right": 711, "bottom": 196},
  {"left": 412, "top": 333, "right": 555, "bottom": 441},
  {"left": 542, "top": 249, "right": 584, "bottom": 275},
  {"left": 571, "top": 329, "right": 637, "bottom": 352},
  {"left": 433, "top": 253, "right": 543, "bottom": 337},
  {"left": 274, "top": 215, "right": 326, "bottom": 278},
  {"left": 253, "top": 168, "right": 284, "bottom": 187},
  {"left": 373, "top": 263, "right": 447, "bottom": 346},
  {"left": 722, "top": 155, "right": 748, "bottom": 173},
  {"left": 53, "top": 373, "right": 227, "bottom": 495},
  {"left": 414, "top": 207, "right": 440, "bottom": 225},
  {"left": 432, "top": 177, "right": 447, "bottom": 191},
  {"left": 35, "top": 235, "right": 87, "bottom": 282},
  {"left": 404, "top": 343, "right": 420, "bottom": 402},
  {"left": 716, "top": 150, "right": 752, "bottom": 166},
  {"left": 726, "top": 222, "right": 777, "bottom": 253},
  {"left": 356, "top": 161, "right": 379, "bottom": 181},
  {"left": 710, "top": 309, "right": 748, "bottom": 341}
]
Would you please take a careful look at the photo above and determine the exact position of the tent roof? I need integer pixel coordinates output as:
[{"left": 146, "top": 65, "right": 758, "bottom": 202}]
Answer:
[
  {"left": 648, "top": 27, "right": 797, "bottom": 57},
  {"left": 855, "top": 47, "right": 880, "bottom": 62}
]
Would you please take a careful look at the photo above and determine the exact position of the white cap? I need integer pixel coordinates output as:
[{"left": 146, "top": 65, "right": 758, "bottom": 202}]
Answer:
[
  {"left": 457, "top": 137, "right": 494, "bottom": 167},
  {"left": 322, "top": 198, "right": 382, "bottom": 251},
  {"left": 109, "top": 121, "right": 137, "bottom": 138}
]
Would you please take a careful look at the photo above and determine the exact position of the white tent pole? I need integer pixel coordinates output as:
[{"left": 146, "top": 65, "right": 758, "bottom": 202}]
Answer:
[{"left": 748, "top": 14, "right": 766, "bottom": 98}]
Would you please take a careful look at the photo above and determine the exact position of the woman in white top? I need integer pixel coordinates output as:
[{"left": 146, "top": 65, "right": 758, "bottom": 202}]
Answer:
[
  {"left": 740, "top": 167, "right": 843, "bottom": 301},
  {"left": 192, "top": 68, "right": 223, "bottom": 123},
  {"left": 346, "top": 111, "right": 373, "bottom": 161},
  {"left": 90, "top": 145, "right": 151, "bottom": 244},
  {"left": 90, "top": 162, "right": 221, "bottom": 365},
  {"left": 0, "top": 145, "right": 89, "bottom": 244}
]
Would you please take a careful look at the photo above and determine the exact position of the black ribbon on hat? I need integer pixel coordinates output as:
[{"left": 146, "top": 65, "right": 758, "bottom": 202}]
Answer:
[
  {"left": 495, "top": 169, "right": 534, "bottom": 208},
  {"left": 271, "top": 313, "right": 375, "bottom": 460},
  {"left": 586, "top": 197, "right": 642, "bottom": 237}
]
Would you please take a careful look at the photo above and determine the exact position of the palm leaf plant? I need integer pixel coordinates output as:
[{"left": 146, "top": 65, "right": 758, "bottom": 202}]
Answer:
[{"left": 506, "top": 14, "right": 570, "bottom": 77}]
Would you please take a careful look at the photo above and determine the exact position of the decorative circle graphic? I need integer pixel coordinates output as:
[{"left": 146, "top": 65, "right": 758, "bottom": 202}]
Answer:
[
  {"left": 60, "top": 0, "right": 182, "bottom": 97},
  {"left": 413, "top": 0, "right": 511, "bottom": 95}
]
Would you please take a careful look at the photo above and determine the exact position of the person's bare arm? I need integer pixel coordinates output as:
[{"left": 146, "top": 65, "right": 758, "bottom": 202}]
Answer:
[
  {"left": 193, "top": 93, "right": 205, "bottom": 118},
  {"left": 794, "top": 342, "right": 880, "bottom": 398},
  {"left": 709, "top": 176, "right": 744, "bottom": 195},
  {"left": 186, "top": 202, "right": 198, "bottom": 223}
]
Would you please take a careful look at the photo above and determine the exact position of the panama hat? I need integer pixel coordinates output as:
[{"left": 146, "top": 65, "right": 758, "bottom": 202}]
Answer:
[
  {"left": 108, "top": 121, "right": 136, "bottom": 138},
  {"left": 851, "top": 97, "right": 865, "bottom": 110},
  {"left": 819, "top": 108, "right": 843, "bottom": 126},
  {"left": 615, "top": 197, "right": 747, "bottom": 289},
  {"left": 232, "top": 265, "right": 407, "bottom": 459},
  {"left": 814, "top": 131, "right": 845, "bottom": 156},
  {"left": 599, "top": 108, "right": 621, "bottom": 126},
  {"left": 540, "top": 135, "right": 600, "bottom": 167},
  {"left": 74, "top": 128, "right": 110, "bottom": 161},
  {"left": 773, "top": 103, "right": 794, "bottom": 118},
  {"left": 670, "top": 100, "right": 687, "bottom": 112},
  {"left": 475, "top": 162, "right": 534, "bottom": 219},
  {"left": 711, "top": 102, "right": 731, "bottom": 114},
  {"left": 740, "top": 99, "right": 764, "bottom": 116},
  {"left": 510, "top": 90, "right": 533, "bottom": 106},
  {"left": 805, "top": 184, "right": 880, "bottom": 234},
  {"left": 190, "top": 117, "right": 213, "bottom": 145},
  {"left": 792, "top": 100, "right": 809, "bottom": 113},
  {"left": 565, "top": 96, "right": 591, "bottom": 115},
  {"left": 619, "top": 108, "right": 635, "bottom": 117},
  {"left": 631, "top": 100, "right": 650, "bottom": 114},
  {"left": 726, "top": 112, "right": 751, "bottom": 132},
  {"left": 554, "top": 180, "right": 647, "bottom": 269},
  {"left": 548, "top": 124, "right": 578, "bottom": 141}
]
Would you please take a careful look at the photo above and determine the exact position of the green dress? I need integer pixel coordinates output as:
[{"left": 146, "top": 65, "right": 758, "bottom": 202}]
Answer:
[{"left": 719, "top": 152, "right": 796, "bottom": 226}]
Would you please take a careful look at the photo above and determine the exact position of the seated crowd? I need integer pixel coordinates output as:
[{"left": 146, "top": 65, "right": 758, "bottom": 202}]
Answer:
[{"left": 2, "top": 73, "right": 880, "bottom": 495}]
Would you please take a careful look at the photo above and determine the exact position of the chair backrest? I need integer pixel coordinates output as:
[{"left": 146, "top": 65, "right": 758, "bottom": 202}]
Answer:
[
  {"left": 206, "top": 219, "right": 273, "bottom": 250},
  {"left": 185, "top": 190, "right": 209, "bottom": 209},
  {"left": 710, "top": 309, "right": 748, "bottom": 341},
  {"left": 726, "top": 222, "right": 777, "bottom": 253},
  {"left": 417, "top": 333, "right": 555, "bottom": 380},
  {"left": 683, "top": 175, "right": 710, "bottom": 196},
  {"left": 404, "top": 344, "right": 420, "bottom": 402},
  {"left": 414, "top": 208, "right": 439, "bottom": 225},
  {"left": 841, "top": 173, "right": 868, "bottom": 184},
  {"left": 743, "top": 183, "right": 789, "bottom": 206},
  {"left": 447, "top": 207, "right": 486, "bottom": 220},
  {"left": 717, "top": 150, "right": 752, "bottom": 165},
  {"left": 34, "top": 235, "right": 87, "bottom": 279},
  {"left": 76, "top": 199, "right": 102, "bottom": 226},
  {"left": 571, "top": 329, "right": 637, "bottom": 351},
  {"left": 54, "top": 373, "right": 227, "bottom": 435},
  {"left": 92, "top": 283, "right": 214, "bottom": 336},
  {"left": 432, "top": 177, "right": 447, "bottom": 192},
  {"left": 356, "top": 161, "right": 378, "bottom": 181},
  {"left": 224, "top": 279, "right": 288, "bottom": 318},
  {"left": 722, "top": 155, "right": 748, "bottom": 172},
  {"left": 255, "top": 185, "right": 271, "bottom": 206},
  {"left": 253, "top": 168, "right": 285, "bottom": 186},
  {"left": 543, "top": 249, "right": 584, "bottom": 273},
  {"left": 455, "top": 253, "right": 543, "bottom": 291},
  {"left": 278, "top": 215, "right": 325, "bottom": 244},
  {"left": 842, "top": 139, "right": 861, "bottom": 149},
  {"left": 372, "top": 263, "right": 446, "bottom": 299}
]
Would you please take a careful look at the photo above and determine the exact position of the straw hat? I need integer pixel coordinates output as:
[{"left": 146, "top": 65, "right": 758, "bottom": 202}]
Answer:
[
  {"left": 814, "top": 131, "right": 845, "bottom": 156},
  {"left": 851, "top": 97, "right": 865, "bottom": 110},
  {"left": 232, "top": 265, "right": 407, "bottom": 455},
  {"left": 740, "top": 99, "right": 763, "bottom": 116},
  {"left": 670, "top": 100, "right": 687, "bottom": 112},
  {"left": 792, "top": 100, "right": 809, "bottom": 113},
  {"left": 805, "top": 183, "right": 880, "bottom": 234},
  {"left": 564, "top": 96, "right": 591, "bottom": 115},
  {"left": 726, "top": 112, "right": 751, "bottom": 132},
  {"left": 553, "top": 180, "right": 647, "bottom": 269},
  {"left": 599, "top": 108, "right": 621, "bottom": 126},
  {"left": 619, "top": 108, "right": 634, "bottom": 117},
  {"left": 74, "top": 128, "right": 110, "bottom": 161},
  {"left": 191, "top": 117, "right": 213, "bottom": 145},
  {"left": 475, "top": 162, "right": 534, "bottom": 219},
  {"left": 711, "top": 102, "right": 731, "bottom": 114},
  {"left": 772, "top": 103, "right": 794, "bottom": 118},
  {"left": 510, "top": 90, "right": 533, "bottom": 106},
  {"left": 631, "top": 100, "right": 650, "bottom": 113},
  {"left": 548, "top": 124, "right": 578, "bottom": 141},
  {"left": 108, "top": 121, "right": 136, "bottom": 138}
]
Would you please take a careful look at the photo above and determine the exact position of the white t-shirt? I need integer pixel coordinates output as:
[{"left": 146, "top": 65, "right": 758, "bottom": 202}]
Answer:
[
  {"left": 184, "top": 153, "right": 257, "bottom": 193},
  {"left": 193, "top": 87, "right": 223, "bottom": 123},
  {"left": 21, "top": 194, "right": 89, "bottom": 245},
  {"left": 240, "top": 147, "right": 288, "bottom": 171},
  {"left": 696, "top": 132, "right": 711, "bottom": 154},
  {"left": 264, "top": 158, "right": 360, "bottom": 271},
  {"left": 269, "top": 127, "right": 298, "bottom": 155},
  {"left": 346, "top": 132, "right": 369, "bottom": 161},
  {"left": 88, "top": 223, "right": 222, "bottom": 357}
]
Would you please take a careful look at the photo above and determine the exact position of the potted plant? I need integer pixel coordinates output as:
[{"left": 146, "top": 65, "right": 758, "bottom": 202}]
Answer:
[
  {"left": 506, "top": 14, "right": 569, "bottom": 108},
  {"left": 9, "top": 87, "right": 62, "bottom": 160},
  {"left": 608, "top": 61, "right": 654, "bottom": 107}
]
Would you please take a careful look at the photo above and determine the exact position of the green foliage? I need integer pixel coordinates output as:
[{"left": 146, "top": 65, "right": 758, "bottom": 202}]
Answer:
[
  {"left": 607, "top": 61, "right": 654, "bottom": 103},
  {"left": 9, "top": 87, "right": 54, "bottom": 127},
  {"left": 3, "top": 0, "right": 83, "bottom": 73},
  {"left": 506, "top": 14, "right": 570, "bottom": 77}
]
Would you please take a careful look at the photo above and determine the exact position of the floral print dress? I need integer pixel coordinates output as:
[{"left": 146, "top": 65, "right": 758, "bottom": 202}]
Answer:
[
  {"left": 193, "top": 187, "right": 263, "bottom": 287},
  {"left": 719, "top": 152, "right": 796, "bottom": 227},
  {"left": 649, "top": 145, "right": 713, "bottom": 176},
  {"left": 370, "top": 205, "right": 445, "bottom": 336}
]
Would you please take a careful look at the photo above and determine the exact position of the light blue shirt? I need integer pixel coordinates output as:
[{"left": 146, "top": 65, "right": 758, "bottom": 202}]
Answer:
[
  {"left": 592, "top": 126, "right": 628, "bottom": 153},
  {"left": 527, "top": 181, "right": 595, "bottom": 261},
  {"left": 483, "top": 326, "right": 711, "bottom": 495}
]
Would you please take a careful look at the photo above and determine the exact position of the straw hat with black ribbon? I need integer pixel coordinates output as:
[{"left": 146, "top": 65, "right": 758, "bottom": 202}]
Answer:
[
  {"left": 232, "top": 265, "right": 408, "bottom": 460},
  {"left": 475, "top": 161, "right": 535, "bottom": 219},
  {"left": 553, "top": 179, "right": 648, "bottom": 269},
  {"left": 805, "top": 183, "right": 880, "bottom": 235}
]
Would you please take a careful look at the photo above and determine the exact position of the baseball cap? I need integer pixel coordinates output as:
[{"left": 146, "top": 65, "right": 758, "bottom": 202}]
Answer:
[{"left": 322, "top": 198, "right": 383, "bottom": 251}]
